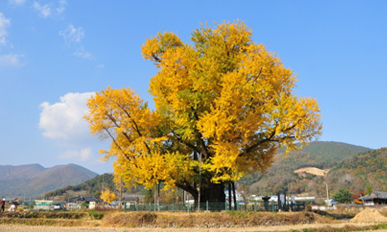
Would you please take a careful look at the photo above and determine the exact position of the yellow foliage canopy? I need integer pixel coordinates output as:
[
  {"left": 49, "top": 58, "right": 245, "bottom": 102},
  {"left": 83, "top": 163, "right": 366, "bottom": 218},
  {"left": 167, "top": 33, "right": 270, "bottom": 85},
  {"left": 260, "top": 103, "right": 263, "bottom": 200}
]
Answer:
[
  {"left": 85, "top": 21, "right": 322, "bottom": 202},
  {"left": 84, "top": 87, "right": 193, "bottom": 190},
  {"left": 100, "top": 189, "right": 116, "bottom": 204}
]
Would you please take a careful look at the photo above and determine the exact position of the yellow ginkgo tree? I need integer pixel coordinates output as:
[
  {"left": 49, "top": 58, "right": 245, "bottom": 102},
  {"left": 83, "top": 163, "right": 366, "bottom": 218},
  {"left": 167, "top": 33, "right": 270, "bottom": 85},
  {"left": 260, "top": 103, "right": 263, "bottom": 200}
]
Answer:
[
  {"left": 100, "top": 188, "right": 116, "bottom": 204},
  {"left": 84, "top": 21, "right": 322, "bottom": 203}
]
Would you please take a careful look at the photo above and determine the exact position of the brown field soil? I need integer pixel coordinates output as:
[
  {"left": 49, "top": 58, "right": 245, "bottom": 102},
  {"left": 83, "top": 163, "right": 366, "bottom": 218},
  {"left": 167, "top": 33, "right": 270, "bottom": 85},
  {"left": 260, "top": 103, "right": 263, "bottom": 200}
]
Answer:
[
  {"left": 99, "top": 211, "right": 334, "bottom": 228},
  {"left": 294, "top": 167, "right": 330, "bottom": 177},
  {"left": 1, "top": 223, "right": 387, "bottom": 232},
  {"left": 1, "top": 209, "right": 387, "bottom": 231},
  {"left": 1, "top": 210, "right": 328, "bottom": 227}
]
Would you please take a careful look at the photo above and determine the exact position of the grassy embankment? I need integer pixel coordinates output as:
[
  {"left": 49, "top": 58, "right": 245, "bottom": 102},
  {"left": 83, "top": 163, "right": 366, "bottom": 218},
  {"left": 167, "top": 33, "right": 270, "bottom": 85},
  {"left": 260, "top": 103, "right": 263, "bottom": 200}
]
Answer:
[{"left": 0, "top": 210, "right": 387, "bottom": 231}]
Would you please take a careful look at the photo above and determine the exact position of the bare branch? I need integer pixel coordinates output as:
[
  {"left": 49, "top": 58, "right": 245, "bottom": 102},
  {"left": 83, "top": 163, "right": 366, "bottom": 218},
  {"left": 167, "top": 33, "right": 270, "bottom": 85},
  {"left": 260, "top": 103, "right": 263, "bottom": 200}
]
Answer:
[{"left": 103, "top": 127, "right": 133, "bottom": 161}]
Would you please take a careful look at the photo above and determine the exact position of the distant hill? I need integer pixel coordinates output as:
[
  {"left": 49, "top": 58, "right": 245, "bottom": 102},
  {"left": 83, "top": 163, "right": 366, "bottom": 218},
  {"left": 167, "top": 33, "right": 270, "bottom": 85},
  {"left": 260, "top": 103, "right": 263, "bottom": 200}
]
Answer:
[
  {"left": 0, "top": 164, "right": 46, "bottom": 180},
  {"left": 325, "top": 147, "right": 387, "bottom": 195},
  {"left": 238, "top": 141, "right": 371, "bottom": 198},
  {"left": 44, "top": 173, "right": 145, "bottom": 200},
  {"left": 0, "top": 163, "right": 98, "bottom": 198},
  {"left": 44, "top": 173, "right": 115, "bottom": 199}
]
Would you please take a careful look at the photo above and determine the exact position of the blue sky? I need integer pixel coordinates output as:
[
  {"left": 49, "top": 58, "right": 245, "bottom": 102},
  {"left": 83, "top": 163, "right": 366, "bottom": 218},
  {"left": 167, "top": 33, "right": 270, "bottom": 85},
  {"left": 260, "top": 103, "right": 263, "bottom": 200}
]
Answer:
[{"left": 1, "top": 0, "right": 386, "bottom": 174}]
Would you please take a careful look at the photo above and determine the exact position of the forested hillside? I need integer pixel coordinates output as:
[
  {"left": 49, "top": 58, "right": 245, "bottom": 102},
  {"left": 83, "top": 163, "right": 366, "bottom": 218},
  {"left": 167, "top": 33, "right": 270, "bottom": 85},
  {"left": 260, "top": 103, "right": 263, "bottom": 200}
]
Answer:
[
  {"left": 325, "top": 147, "right": 387, "bottom": 194},
  {"left": 238, "top": 141, "right": 370, "bottom": 197},
  {"left": 44, "top": 173, "right": 115, "bottom": 199},
  {"left": 44, "top": 173, "right": 144, "bottom": 199}
]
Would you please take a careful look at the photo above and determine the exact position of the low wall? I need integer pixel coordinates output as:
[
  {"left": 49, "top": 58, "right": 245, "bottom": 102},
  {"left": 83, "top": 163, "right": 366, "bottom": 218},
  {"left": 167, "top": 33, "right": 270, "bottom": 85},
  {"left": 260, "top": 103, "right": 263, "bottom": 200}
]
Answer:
[
  {"left": 335, "top": 204, "right": 387, "bottom": 214},
  {"left": 311, "top": 205, "right": 337, "bottom": 211}
]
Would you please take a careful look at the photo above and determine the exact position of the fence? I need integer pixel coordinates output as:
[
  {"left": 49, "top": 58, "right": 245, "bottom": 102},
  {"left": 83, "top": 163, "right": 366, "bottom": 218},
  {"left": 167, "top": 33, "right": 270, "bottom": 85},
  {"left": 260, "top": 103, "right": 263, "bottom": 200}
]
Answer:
[{"left": 124, "top": 201, "right": 305, "bottom": 213}]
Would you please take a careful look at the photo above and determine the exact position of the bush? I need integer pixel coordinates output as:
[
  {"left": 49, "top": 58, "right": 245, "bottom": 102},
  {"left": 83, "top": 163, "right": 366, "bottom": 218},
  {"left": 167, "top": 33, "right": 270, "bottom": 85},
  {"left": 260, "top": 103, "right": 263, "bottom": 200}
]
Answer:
[
  {"left": 89, "top": 211, "right": 104, "bottom": 220},
  {"left": 333, "top": 189, "right": 352, "bottom": 203}
]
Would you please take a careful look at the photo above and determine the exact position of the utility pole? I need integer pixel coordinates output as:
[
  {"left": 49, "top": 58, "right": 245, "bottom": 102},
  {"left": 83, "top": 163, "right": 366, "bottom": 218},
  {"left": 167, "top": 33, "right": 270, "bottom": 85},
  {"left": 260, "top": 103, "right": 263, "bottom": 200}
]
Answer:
[
  {"left": 198, "top": 152, "right": 202, "bottom": 212},
  {"left": 326, "top": 183, "right": 329, "bottom": 207},
  {"left": 228, "top": 183, "right": 232, "bottom": 210},
  {"left": 154, "top": 183, "right": 157, "bottom": 212}
]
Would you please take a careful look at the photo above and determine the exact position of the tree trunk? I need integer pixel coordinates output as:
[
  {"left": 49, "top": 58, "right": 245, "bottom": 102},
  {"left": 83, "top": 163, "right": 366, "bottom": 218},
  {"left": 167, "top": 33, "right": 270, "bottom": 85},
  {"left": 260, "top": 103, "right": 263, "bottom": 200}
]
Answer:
[
  {"left": 176, "top": 181, "right": 225, "bottom": 205},
  {"left": 228, "top": 183, "right": 232, "bottom": 210},
  {"left": 200, "top": 182, "right": 225, "bottom": 203},
  {"left": 232, "top": 182, "right": 237, "bottom": 210}
]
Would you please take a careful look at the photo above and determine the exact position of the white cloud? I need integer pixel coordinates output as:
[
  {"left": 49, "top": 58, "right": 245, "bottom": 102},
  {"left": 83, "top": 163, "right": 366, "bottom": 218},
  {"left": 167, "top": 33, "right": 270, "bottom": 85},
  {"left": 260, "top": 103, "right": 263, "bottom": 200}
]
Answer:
[
  {"left": 96, "top": 64, "right": 105, "bottom": 68},
  {"left": 73, "top": 47, "right": 93, "bottom": 59},
  {"left": 8, "top": 0, "right": 26, "bottom": 6},
  {"left": 33, "top": 2, "right": 52, "bottom": 18},
  {"left": 59, "top": 24, "right": 84, "bottom": 44},
  {"left": 58, "top": 148, "right": 93, "bottom": 161},
  {"left": 0, "top": 54, "right": 22, "bottom": 66},
  {"left": 0, "top": 13, "right": 23, "bottom": 67},
  {"left": 0, "top": 13, "right": 11, "bottom": 45},
  {"left": 39, "top": 92, "right": 94, "bottom": 141},
  {"left": 56, "top": 0, "right": 67, "bottom": 14}
]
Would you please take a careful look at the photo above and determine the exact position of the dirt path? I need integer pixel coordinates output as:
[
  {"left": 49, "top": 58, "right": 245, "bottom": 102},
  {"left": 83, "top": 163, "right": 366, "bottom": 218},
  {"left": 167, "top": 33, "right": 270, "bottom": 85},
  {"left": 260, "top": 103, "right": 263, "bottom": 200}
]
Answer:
[{"left": 1, "top": 222, "right": 386, "bottom": 232}]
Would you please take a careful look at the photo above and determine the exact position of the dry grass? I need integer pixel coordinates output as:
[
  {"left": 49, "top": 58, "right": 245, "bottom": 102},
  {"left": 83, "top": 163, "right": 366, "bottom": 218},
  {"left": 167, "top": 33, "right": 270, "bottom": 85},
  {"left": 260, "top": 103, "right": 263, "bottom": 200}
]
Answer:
[
  {"left": 0, "top": 210, "right": 104, "bottom": 227},
  {"left": 2, "top": 210, "right": 387, "bottom": 231},
  {"left": 0, "top": 218, "right": 99, "bottom": 227},
  {"left": 100, "top": 211, "right": 334, "bottom": 228},
  {"left": 290, "top": 223, "right": 387, "bottom": 232}
]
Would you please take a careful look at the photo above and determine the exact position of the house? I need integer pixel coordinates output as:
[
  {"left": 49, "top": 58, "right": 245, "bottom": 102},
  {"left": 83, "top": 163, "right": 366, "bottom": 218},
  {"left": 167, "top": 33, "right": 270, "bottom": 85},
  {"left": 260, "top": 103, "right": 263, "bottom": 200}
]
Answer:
[
  {"left": 34, "top": 200, "right": 53, "bottom": 210},
  {"left": 120, "top": 195, "right": 142, "bottom": 208},
  {"left": 359, "top": 190, "right": 387, "bottom": 205},
  {"left": 66, "top": 196, "right": 102, "bottom": 209},
  {"left": 33, "top": 200, "right": 66, "bottom": 211}
]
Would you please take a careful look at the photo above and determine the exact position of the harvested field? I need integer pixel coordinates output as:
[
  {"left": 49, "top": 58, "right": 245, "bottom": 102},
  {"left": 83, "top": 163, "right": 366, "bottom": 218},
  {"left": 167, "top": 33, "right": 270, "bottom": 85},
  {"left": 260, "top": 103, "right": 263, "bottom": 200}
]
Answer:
[
  {"left": 1, "top": 211, "right": 328, "bottom": 228},
  {"left": 1, "top": 211, "right": 331, "bottom": 229},
  {"left": 2, "top": 223, "right": 387, "bottom": 232},
  {"left": 1, "top": 210, "right": 387, "bottom": 231},
  {"left": 100, "top": 211, "right": 331, "bottom": 228}
]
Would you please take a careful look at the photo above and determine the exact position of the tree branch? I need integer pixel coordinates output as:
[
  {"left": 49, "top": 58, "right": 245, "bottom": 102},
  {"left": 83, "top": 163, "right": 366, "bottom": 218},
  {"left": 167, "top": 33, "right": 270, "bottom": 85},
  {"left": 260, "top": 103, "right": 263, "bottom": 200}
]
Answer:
[
  {"left": 176, "top": 181, "right": 198, "bottom": 201},
  {"left": 171, "top": 131, "right": 201, "bottom": 154},
  {"left": 114, "top": 102, "right": 152, "bottom": 153},
  {"left": 190, "top": 106, "right": 210, "bottom": 159},
  {"left": 103, "top": 127, "right": 133, "bottom": 161},
  {"left": 239, "top": 121, "right": 300, "bottom": 157},
  {"left": 106, "top": 113, "right": 134, "bottom": 145}
]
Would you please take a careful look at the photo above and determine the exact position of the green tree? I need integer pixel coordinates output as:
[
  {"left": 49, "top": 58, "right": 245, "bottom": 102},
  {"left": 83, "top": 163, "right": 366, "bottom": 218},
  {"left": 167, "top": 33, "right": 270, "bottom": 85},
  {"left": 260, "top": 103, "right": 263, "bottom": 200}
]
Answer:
[
  {"left": 94, "top": 191, "right": 102, "bottom": 199},
  {"left": 80, "top": 201, "right": 88, "bottom": 209},
  {"left": 365, "top": 185, "right": 373, "bottom": 195},
  {"left": 333, "top": 188, "right": 352, "bottom": 203},
  {"left": 29, "top": 201, "right": 36, "bottom": 210}
]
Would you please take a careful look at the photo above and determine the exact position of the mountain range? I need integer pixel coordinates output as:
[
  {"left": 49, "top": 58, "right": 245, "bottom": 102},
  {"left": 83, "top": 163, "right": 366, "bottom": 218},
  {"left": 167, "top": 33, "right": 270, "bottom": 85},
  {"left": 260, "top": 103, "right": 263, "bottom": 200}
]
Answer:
[
  {"left": 2, "top": 141, "right": 385, "bottom": 202},
  {"left": 45, "top": 141, "right": 383, "bottom": 204},
  {"left": 0, "top": 163, "right": 98, "bottom": 198}
]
